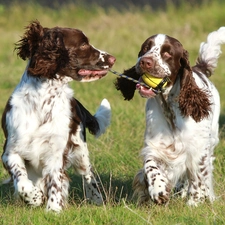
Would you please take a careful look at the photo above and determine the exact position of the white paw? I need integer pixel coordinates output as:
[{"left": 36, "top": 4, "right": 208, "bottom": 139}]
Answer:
[
  {"left": 148, "top": 176, "right": 170, "bottom": 204},
  {"left": 46, "top": 197, "right": 63, "bottom": 213},
  {"left": 144, "top": 159, "right": 170, "bottom": 204},
  {"left": 187, "top": 181, "right": 212, "bottom": 206},
  {"left": 16, "top": 178, "right": 44, "bottom": 206}
]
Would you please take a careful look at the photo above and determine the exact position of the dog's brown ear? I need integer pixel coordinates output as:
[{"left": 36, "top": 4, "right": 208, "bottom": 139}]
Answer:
[
  {"left": 28, "top": 28, "right": 68, "bottom": 78},
  {"left": 15, "top": 20, "right": 45, "bottom": 60},
  {"left": 178, "top": 50, "right": 211, "bottom": 122},
  {"left": 114, "top": 66, "right": 140, "bottom": 100},
  {"left": 15, "top": 20, "right": 69, "bottom": 79}
]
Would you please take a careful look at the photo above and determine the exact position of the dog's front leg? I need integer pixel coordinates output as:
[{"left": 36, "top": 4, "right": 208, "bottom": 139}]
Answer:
[
  {"left": 43, "top": 163, "right": 69, "bottom": 212},
  {"left": 144, "top": 158, "right": 171, "bottom": 204},
  {"left": 2, "top": 150, "right": 44, "bottom": 206},
  {"left": 187, "top": 152, "right": 215, "bottom": 206}
]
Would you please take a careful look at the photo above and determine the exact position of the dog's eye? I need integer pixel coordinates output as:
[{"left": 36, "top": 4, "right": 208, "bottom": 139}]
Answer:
[
  {"left": 143, "top": 46, "right": 149, "bottom": 53},
  {"left": 163, "top": 52, "right": 172, "bottom": 59},
  {"left": 80, "top": 43, "right": 88, "bottom": 50}
]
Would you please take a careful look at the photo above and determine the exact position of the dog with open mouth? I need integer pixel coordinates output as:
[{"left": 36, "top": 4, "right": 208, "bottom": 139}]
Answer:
[
  {"left": 115, "top": 28, "right": 225, "bottom": 206},
  {"left": 1, "top": 20, "right": 115, "bottom": 212}
]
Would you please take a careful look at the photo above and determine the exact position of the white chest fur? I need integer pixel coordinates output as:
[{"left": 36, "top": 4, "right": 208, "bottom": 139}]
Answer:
[{"left": 7, "top": 72, "right": 74, "bottom": 161}]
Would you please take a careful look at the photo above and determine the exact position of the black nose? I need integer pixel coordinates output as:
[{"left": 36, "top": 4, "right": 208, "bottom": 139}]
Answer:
[{"left": 140, "top": 57, "right": 154, "bottom": 70}]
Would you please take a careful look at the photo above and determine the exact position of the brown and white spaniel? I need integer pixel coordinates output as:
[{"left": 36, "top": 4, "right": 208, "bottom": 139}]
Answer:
[
  {"left": 1, "top": 20, "right": 115, "bottom": 212},
  {"left": 115, "top": 27, "right": 225, "bottom": 206}
]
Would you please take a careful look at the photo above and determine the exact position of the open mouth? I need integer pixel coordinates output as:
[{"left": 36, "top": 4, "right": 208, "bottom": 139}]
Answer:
[
  {"left": 136, "top": 77, "right": 157, "bottom": 98},
  {"left": 78, "top": 69, "right": 109, "bottom": 82},
  {"left": 136, "top": 72, "right": 169, "bottom": 98}
]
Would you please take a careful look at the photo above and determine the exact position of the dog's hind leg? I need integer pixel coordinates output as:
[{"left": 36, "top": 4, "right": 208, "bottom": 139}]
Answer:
[
  {"left": 70, "top": 124, "right": 103, "bottom": 205},
  {"left": 83, "top": 171, "right": 103, "bottom": 205}
]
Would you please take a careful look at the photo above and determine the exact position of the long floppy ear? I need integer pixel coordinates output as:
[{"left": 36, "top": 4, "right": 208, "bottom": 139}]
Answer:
[
  {"left": 15, "top": 20, "right": 45, "bottom": 60},
  {"left": 178, "top": 50, "right": 211, "bottom": 122},
  {"left": 15, "top": 20, "right": 69, "bottom": 78},
  {"left": 114, "top": 66, "right": 140, "bottom": 100}
]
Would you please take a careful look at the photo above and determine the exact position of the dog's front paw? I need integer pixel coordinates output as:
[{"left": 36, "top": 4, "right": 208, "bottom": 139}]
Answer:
[
  {"left": 145, "top": 159, "right": 171, "bottom": 204},
  {"left": 17, "top": 178, "right": 44, "bottom": 206},
  {"left": 148, "top": 177, "right": 170, "bottom": 204},
  {"left": 186, "top": 179, "right": 214, "bottom": 206},
  {"left": 46, "top": 196, "right": 63, "bottom": 213}
]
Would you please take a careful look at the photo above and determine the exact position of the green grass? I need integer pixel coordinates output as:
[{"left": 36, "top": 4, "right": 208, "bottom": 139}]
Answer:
[{"left": 0, "top": 1, "right": 225, "bottom": 224}]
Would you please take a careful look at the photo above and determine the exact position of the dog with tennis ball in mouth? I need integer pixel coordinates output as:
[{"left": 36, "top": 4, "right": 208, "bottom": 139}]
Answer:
[
  {"left": 140, "top": 73, "right": 168, "bottom": 93},
  {"left": 115, "top": 29, "right": 225, "bottom": 206}
]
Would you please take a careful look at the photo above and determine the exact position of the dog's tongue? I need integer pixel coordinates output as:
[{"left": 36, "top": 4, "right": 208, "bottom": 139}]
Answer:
[
  {"left": 136, "top": 84, "right": 156, "bottom": 98},
  {"left": 78, "top": 69, "right": 107, "bottom": 76},
  {"left": 136, "top": 78, "right": 156, "bottom": 98}
]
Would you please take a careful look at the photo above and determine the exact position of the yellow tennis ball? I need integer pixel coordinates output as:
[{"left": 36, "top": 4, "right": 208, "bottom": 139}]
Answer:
[{"left": 141, "top": 73, "right": 167, "bottom": 88}]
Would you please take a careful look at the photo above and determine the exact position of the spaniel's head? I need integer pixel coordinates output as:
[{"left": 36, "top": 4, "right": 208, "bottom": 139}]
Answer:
[
  {"left": 115, "top": 34, "right": 190, "bottom": 99},
  {"left": 15, "top": 20, "right": 116, "bottom": 81},
  {"left": 115, "top": 34, "right": 211, "bottom": 122}
]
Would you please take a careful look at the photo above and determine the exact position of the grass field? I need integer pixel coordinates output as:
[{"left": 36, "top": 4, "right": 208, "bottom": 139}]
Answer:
[{"left": 0, "top": 1, "right": 225, "bottom": 224}]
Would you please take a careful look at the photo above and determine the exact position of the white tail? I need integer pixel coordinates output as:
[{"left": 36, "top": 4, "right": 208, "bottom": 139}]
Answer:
[
  {"left": 94, "top": 98, "right": 111, "bottom": 138},
  {"left": 197, "top": 27, "right": 225, "bottom": 75}
]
